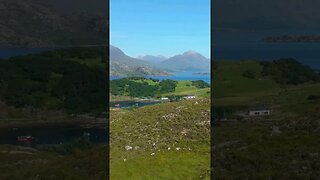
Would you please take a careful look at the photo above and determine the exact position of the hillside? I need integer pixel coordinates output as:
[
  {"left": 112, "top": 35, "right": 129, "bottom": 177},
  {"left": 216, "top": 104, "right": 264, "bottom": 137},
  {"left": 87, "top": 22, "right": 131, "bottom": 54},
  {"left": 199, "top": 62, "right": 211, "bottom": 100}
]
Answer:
[
  {"left": 213, "top": 59, "right": 320, "bottom": 179},
  {"left": 0, "top": 0, "right": 107, "bottom": 47},
  {"left": 0, "top": 47, "right": 107, "bottom": 125},
  {"left": 110, "top": 46, "right": 170, "bottom": 76},
  {"left": 110, "top": 99, "right": 210, "bottom": 179},
  {"left": 160, "top": 51, "right": 210, "bottom": 72},
  {"left": 110, "top": 77, "right": 210, "bottom": 100},
  {"left": 0, "top": 143, "right": 107, "bottom": 179}
]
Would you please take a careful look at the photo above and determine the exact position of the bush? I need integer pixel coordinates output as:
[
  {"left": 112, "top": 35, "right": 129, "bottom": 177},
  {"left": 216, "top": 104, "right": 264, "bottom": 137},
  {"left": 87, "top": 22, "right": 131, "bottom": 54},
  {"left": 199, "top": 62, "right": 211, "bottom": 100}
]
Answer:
[
  {"left": 242, "top": 69, "right": 256, "bottom": 79},
  {"left": 191, "top": 80, "right": 209, "bottom": 88},
  {"left": 261, "top": 58, "right": 320, "bottom": 85}
]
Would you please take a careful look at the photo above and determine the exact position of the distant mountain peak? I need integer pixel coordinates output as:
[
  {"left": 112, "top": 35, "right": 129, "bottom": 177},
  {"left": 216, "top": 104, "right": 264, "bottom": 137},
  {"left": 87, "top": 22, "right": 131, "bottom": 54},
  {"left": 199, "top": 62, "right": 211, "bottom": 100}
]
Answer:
[
  {"left": 136, "top": 55, "right": 167, "bottom": 64},
  {"left": 183, "top": 50, "right": 200, "bottom": 56},
  {"left": 160, "top": 50, "right": 210, "bottom": 71},
  {"left": 110, "top": 45, "right": 170, "bottom": 76}
]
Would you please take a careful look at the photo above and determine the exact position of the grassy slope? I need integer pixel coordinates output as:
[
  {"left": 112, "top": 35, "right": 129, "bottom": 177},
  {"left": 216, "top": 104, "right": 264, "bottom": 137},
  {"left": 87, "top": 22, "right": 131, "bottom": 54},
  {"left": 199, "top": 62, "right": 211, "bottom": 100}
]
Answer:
[
  {"left": 213, "top": 60, "right": 279, "bottom": 106},
  {"left": 163, "top": 80, "right": 210, "bottom": 98},
  {"left": 0, "top": 145, "right": 108, "bottom": 180},
  {"left": 213, "top": 60, "right": 320, "bottom": 179},
  {"left": 214, "top": 60, "right": 320, "bottom": 115},
  {"left": 110, "top": 99, "right": 210, "bottom": 179},
  {"left": 111, "top": 79, "right": 210, "bottom": 101}
]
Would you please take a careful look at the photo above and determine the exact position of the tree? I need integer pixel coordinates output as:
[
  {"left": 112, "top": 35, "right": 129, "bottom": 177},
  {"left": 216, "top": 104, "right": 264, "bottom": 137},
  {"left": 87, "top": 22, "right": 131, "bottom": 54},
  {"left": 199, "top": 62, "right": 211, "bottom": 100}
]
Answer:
[{"left": 242, "top": 69, "right": 256, "bottom": 79}]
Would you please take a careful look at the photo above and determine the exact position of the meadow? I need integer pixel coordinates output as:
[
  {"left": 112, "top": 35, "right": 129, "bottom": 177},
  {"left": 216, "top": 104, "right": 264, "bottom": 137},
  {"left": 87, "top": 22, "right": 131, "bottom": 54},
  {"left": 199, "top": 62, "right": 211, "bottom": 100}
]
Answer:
[
  {"left": 110, "top": 77, "right": 210, "bottom": 101},
  {"left": 0, "top": 144, "right": 108, "bottom": 180},
  {"left": 213, "top": 59, "right": 320, "bottom": 179},
  {"left": 110, "top": 99, "right": 211, "bottom": 179}
]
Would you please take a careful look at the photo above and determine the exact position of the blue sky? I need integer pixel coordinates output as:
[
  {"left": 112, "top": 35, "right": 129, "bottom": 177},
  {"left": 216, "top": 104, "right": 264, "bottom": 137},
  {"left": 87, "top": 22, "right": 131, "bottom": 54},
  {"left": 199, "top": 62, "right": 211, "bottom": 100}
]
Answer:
[{"left": 110, "top": 0, "right": 210, "bottom": 58}]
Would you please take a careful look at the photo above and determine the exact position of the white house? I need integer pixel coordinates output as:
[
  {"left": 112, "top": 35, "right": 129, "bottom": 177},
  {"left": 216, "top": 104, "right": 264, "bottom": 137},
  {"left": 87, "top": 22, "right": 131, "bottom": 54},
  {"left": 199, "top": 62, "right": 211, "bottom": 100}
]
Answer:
[
  {"left": 248, "top": 107, "right": 270, "bottom": 116},
  {"left": 184, "top": 95, "right": 196, "bottom": 99},
  {"left": 161, "top": 97, "right": 169, "bottom": 101}
]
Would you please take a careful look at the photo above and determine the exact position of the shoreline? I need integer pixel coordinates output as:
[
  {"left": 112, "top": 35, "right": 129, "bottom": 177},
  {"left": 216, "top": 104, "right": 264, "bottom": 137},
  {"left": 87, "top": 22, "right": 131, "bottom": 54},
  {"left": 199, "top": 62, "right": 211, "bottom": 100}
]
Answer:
[{"left": 0, "top": 117, "right": 108, "bottom": 129}]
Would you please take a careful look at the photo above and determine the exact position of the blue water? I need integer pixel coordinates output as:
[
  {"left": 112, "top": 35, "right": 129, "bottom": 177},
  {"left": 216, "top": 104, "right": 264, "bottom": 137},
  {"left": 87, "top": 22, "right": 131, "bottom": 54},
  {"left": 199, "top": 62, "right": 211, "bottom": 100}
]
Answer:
[
  {"left": 214, "top": 30, "right": 320, "bottom": 69},
  {"left": 0, "top": 125, "right": 108, "bottom": 145},
  {"left": 111, "top": 71, "right": 211, "bottom": 84}
]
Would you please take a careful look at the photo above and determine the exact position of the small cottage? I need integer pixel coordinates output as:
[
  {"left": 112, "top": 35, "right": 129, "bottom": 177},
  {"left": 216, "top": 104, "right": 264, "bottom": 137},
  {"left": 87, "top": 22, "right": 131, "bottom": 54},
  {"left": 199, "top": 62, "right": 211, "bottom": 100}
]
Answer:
[
  {"left": 161, "top": 97, "right": 169, "bottom": 101},
  {"left": 248, "top": 107, "right": 270, "bottom": 116},
  {"left": 184, "top": 95, "right": 196, "bottom": 99}
]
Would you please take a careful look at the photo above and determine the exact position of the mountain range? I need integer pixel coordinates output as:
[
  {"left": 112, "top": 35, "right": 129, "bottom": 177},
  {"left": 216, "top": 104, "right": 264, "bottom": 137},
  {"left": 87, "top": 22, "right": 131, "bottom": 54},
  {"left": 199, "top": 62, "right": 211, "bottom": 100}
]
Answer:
[
  {"left": 110, "top": 46, "right": 170, "bottom": 76},
  {"left": 110, "top": 46, "right": 210, "bottom": 76},
  {"left": 0, "top": 0, "right": 107, "bottom": 48},
  {"left": 160, "top": 51, "right": 210, "bottom": 71}
]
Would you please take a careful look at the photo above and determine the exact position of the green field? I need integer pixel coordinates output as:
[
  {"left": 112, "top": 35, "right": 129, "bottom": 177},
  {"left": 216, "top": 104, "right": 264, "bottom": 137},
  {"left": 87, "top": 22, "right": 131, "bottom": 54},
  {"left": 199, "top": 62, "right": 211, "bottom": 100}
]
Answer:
[
  {"left": 0, "top": 144, "right": 108, "bottom": 180},
  {"left": 213, "top": 60, "right": 320, "bottom": 179},
  {"left": 110, "top": 99, "right": 211, "bottom": 179},
  {"left": 111, "top": 78, "right": 210, "bottom": 101},
  {"left": 163, "top": 80, "right": 210, "bottom": 98},
  {"left": 213, "top": 60, "right": 320, "bottom": 115},
  {"left": 213, "top": 60, "right": 279, "bottom": 105}
]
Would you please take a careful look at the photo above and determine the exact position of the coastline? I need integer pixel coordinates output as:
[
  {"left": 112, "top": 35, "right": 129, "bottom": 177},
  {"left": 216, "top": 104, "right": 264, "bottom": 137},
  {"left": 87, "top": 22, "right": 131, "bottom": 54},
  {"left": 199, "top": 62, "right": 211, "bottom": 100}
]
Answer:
[{"left": 0, "top": 116, "right": 108, "bottom": 129}]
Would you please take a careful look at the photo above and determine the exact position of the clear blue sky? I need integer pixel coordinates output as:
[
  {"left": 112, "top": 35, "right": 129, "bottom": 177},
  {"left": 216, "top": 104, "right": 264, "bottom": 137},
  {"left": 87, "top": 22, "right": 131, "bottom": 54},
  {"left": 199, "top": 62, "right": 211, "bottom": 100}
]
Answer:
[{"left": 110, "top": 0, "right": 210, "bottom": 58}]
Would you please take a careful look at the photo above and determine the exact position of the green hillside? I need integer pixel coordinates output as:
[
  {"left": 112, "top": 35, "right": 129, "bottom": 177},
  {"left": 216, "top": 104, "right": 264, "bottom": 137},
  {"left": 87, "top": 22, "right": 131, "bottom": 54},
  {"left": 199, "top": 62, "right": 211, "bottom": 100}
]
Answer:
[
  {"left": 213, "top": 59, "right": 320, "bottom": 179},
  {"left": 110, "top": 77, "right": 210, "bottom": 101},
  {"left": 0, "top": 48, "right": 108, "bottom": 179},
  {"left": 110, "top": 99, "right": 211, "bottom": 179},
  {"left": 0, "top": 47, "right": 107, "bottom": 125},
  {"left": 0, "top": 144, "right": 108, "bottom": 179}
]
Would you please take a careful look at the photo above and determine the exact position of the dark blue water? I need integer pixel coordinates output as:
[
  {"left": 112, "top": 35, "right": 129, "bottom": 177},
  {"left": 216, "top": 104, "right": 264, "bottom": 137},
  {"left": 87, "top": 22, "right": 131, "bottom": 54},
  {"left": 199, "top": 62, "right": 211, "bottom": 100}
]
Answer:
[
  {"left": 0, "top": 126, "right": 108, "bottom": 145},
  {"left": 111, "top": 71, "right": 211, "bottom": 84},
  {"left": 110, "top": 101, "right": 161, "bottom": 108},
  {"left": 214, "top": 30, "right": 320, "bottom": 69}
]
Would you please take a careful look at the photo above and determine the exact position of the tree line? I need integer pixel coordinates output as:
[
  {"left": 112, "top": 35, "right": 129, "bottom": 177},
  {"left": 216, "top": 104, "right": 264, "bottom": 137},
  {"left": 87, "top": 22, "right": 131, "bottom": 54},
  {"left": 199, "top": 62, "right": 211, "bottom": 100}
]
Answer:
[
  {"left": 0, "top": 47, "right": 107, "bottom": 114},
  {"left": 110, "top": 77, "right": 178, "bottom": 98}
]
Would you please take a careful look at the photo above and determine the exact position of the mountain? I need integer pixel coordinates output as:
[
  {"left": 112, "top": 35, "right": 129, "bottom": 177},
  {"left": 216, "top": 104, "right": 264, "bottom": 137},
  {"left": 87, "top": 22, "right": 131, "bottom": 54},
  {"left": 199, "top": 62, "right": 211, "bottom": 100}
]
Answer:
[
  {"left": 160, "top": 51, "right": 210, "bottom": 71},
  {"left": 110, "top": 46, "right": 170, "bottom": 76},
  {"left": 0, "top": 0, "right": 107, "bottom": 48},
  {"left": 213, "top": 0, "right": 320, "bottom": 30},
  {"left": 137, "top": 55, "right": 167, "bottom": 64}
]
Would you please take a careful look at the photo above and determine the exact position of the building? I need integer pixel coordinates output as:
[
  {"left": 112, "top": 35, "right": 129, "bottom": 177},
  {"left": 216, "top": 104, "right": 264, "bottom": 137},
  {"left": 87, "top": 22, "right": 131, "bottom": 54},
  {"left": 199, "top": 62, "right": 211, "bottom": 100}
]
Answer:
[
  {"left": 161, "top": 97, "right": 169, "bottom": 101},
  {"left": 248, "top": 107, "right": 270, "bottom": 116},
  {"left": 184, "top": 95, "right": 196, "bottom": 99}
]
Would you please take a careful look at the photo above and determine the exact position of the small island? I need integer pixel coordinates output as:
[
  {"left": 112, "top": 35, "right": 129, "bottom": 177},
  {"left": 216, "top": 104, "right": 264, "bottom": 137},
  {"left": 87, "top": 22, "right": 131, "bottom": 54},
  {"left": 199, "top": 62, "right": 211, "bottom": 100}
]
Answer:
[
  {"left": 192, "top": 72, "right": 210, "bottom": 75},
  {"left": 262, "top": 35, "right": 320, "bottom": 43}
]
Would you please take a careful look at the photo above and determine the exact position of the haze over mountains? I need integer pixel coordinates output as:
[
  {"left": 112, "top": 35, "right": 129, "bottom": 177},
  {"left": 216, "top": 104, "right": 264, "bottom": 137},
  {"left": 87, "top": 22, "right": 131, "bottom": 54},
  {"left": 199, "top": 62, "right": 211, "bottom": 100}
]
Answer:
[
  {"left": 110, "top": 46, "right": 170, "bottom": 76},
  {"left": 110, "top": 45, "right": 210, "bottom": 76},
  {"left": 160, "top": 51, "right": 210, "bottom": 71},
  {"left": 137, "top": 55, "right": 167, "bottom": 64},
  {"left": 0, "top": 0, "right": 107, "bottom": 47}
]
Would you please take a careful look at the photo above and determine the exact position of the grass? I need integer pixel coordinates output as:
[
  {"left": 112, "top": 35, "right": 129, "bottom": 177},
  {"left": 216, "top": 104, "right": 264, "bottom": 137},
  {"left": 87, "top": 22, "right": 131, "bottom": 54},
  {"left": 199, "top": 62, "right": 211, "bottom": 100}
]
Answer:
[
  {"left": 110, "top": 99, "right": 210, "bottom": 179},
  {"left": 213, "top": 60, "right": 320, "bottom": 179},
  {"left": 0, "top": 144, "right": 108, "bottom": 180},
  {"left": 162, "top": 80, "right": 210, "bottom": 98},
  {"left": 213, "top": 60, "right": 279, "bottom": 101},
  {"left": 111, "top": 150, "right": 210, "bottom": 180}
]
